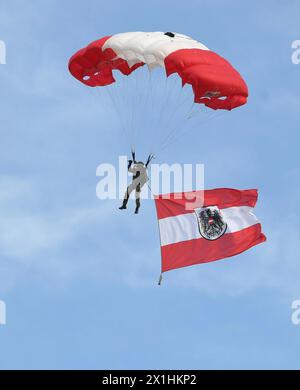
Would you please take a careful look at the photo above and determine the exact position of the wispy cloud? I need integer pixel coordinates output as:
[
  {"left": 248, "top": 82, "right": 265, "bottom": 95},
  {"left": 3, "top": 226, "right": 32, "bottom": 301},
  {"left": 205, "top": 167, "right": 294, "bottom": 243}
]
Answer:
[{"left": 0, "top": 176, "right": 110, "bottom": 260}]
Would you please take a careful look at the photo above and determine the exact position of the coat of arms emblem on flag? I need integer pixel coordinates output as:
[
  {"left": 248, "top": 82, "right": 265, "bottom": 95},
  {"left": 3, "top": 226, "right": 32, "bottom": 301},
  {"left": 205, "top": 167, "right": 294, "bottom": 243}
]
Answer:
[{"left": 194, "top": 206, "right": 227, "bottom": 240}]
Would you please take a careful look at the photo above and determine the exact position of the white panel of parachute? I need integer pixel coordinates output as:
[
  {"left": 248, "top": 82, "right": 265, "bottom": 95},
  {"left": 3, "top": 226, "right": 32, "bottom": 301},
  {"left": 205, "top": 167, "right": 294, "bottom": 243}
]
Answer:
[{"left": 102, "top": 32, "right": 209, "bottom": 69}]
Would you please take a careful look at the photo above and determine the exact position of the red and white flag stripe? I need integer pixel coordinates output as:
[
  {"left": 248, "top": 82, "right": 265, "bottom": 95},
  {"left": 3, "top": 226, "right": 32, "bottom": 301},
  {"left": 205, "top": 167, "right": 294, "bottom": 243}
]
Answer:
[{"left": 155, "top": 188, "right": 266, "bottom": 273}]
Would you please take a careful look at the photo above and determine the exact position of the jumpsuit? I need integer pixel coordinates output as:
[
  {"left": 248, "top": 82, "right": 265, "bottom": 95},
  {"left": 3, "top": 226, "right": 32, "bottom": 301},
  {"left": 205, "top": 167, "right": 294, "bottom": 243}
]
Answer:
[{"left": 120, "top": 162, "right": 149, "bottom": 213}]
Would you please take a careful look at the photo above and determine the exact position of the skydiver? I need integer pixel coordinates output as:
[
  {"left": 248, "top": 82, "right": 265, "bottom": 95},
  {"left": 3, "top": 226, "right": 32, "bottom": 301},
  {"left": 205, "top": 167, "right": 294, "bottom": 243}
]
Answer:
[{"left": 119, "top": 152, "right": 153, "bottom": 214}]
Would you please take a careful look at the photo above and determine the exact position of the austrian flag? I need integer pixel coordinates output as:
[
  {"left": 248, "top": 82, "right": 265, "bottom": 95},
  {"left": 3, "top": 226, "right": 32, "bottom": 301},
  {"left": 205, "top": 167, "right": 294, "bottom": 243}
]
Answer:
[{"left": 155, "top": 188, "right": 266, "bottom": 273}]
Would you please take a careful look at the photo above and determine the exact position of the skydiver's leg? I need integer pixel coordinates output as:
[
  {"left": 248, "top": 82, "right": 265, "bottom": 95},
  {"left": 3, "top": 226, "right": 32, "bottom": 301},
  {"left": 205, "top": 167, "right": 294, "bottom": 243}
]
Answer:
[
  {"left": 119, "top": 182, "right": 135, "bottom": 210},
  {"left": 134, "top": 184, "right": 141, "bottom": 214}
]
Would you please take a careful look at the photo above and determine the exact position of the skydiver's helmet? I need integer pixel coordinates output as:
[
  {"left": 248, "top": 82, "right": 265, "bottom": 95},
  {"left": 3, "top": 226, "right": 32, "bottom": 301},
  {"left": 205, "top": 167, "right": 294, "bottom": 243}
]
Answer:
[{"left": 136, "top": 161, "right": 145, "bottom": 166}]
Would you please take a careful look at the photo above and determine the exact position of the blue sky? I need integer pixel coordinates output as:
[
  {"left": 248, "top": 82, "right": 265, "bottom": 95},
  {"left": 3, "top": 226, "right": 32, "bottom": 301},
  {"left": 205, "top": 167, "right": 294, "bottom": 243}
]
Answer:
[{"left": 0, "top": 0, "right": 300, "bottom": 369}]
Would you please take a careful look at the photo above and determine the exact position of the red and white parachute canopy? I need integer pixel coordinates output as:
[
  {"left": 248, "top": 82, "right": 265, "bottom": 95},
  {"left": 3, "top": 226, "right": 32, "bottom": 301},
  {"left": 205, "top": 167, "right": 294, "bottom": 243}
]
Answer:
[{"left": 69, "top": 31, "right": 248, "bottom": 111}]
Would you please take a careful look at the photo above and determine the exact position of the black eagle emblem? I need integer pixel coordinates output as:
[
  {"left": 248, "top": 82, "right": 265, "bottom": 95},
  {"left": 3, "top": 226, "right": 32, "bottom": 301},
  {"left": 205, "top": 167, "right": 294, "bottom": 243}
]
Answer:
[{"left": 195, "top": 207, "right": 227, "bottom": 240}]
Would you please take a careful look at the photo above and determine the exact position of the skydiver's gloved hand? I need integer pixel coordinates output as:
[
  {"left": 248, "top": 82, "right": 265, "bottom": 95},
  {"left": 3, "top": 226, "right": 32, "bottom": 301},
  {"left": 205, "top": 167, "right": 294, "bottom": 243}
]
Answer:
[
  {"left": 132, "top": 151, "right": 136, "bottom": 164},
  {"left": 128, "top": 160, "right": 133, "bottom": 170},
  {"left": 146, "top": 154, "right": 154, "bottom": 168}
]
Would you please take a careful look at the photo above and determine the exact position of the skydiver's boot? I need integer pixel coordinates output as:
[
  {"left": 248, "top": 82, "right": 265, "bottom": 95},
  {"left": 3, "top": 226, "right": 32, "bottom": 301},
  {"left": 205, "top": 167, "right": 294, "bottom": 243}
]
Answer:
[
  {"left": 134, "top": 198, "right": 140, "bottom": 214},
  {"left": 119, "top": 191, "right": 129, "bottom": 210}
]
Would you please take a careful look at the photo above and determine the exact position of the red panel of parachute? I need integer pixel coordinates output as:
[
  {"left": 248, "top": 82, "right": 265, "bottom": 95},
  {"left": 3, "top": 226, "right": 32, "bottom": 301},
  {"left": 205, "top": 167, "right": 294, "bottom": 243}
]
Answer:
[
  {"left": 164, "top": 49, "right": 248, "bottom": 110},
  {"left": 69, "top": 37, "right": 248, "bottom": 110},
  {"left": 68, "top": 36, "right": 144, "bottom": 87}
]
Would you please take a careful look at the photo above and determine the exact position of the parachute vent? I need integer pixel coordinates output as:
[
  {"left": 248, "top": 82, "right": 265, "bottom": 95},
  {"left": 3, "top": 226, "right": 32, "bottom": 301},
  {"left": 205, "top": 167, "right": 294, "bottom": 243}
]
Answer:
[{"left": 164, "top": 32, "right": 175, "bottom": 38}]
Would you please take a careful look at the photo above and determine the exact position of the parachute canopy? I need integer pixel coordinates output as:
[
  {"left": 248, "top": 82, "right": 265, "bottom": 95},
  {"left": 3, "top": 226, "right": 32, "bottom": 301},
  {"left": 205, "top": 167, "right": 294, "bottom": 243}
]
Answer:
[{"left": 69, "top": 31, "right": 248, "bottom": 110}]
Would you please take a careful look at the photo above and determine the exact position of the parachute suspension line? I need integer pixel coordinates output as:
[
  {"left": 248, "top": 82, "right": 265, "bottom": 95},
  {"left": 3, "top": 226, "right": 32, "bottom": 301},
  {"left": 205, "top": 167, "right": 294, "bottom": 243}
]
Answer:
[
  {"left": 108, "top": 69, "right": 144, "bottom": 153},
  {"left": 132, "top": 65, "right": 150, "bottom": 151},
  {"left": 148, "top": 71, "right": 180, "bottom": 154},
  {"left": 152, "top": 74, "right": 182, "bottom": 151},
  {"left": 157, "top": 111, "right": 217, "bottom": 155},
  {"left": 154, "top": 95, "right": 196, "bottom": 154},
  {"left": 159, "top": 74, "right": 180, "bottom": 129},
  {"left": 146, "top": 69, "right": 154, "bottom": 132},
  {"left": 157, "top": 74, "right": 176, "bottom": 125},
  {"left": 84, "top": 81, "right": 134, "bottom": 151},
  {"left": 144, "top": 68, "right": 155, "bottom": 130},
  {"left": 129, "top": 70, "right": 138, "bottom": 148},
  {"left": 105, "top": 83, "right": 134, "bottom": 151},
  {"left": 137, "top": 68, "right": 152, "bottom": 153},
  {"left": 147, "top": 73, "right": 164, "bottom": 154},
  {"left": 152, "top": 79, "right": 208, "bottom": 155},
  {"left": 156, "top": 88, "right": 194, "bottom": 151},
  {"left": 119, "top": 66, "right": 147, "bottom": 154},
  {"left": 99, "top": 67, "right": 225, "bottom": 160},
  {"left": 93, "top": 67, "right": 226, "bottom": 160},
  {"left": 130, "top": 67, "right": 147, "bottom": 151},
  {"left": 119, "top": 72, "right": 136, "bottom": 151},
  {"left": 131, "top": 69, "right": 140, "bottom": 148},
  {"left": 156, "top": 85, "right": 227, "bottom": 156},
  {"left": 141, "top": 68, "right": 155, "bottom": 156},
  {"left": 151, "top": 73, "right": 172, "bottom": 138},
  {"left": 184, "top": 101, "right": 199, "bottom": 120},
  {"left": 146, "top": 71, "right": 162, "bottom": 151},
  {"left": 105, "top": 86, "right": 127, "bottom": 140},
  {"left": 148, "top": 69, "right": 163, "bottom": 150},
  {"left": 156, "top": 75, "right": 185, "bottom": 137},
  {"left": 157, "top": 114, "right": 203, "bottom": 155},
  {"left": 155, "top": 109, "right": 227, "bottom": 157}
]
